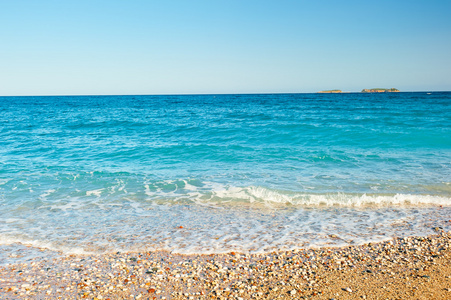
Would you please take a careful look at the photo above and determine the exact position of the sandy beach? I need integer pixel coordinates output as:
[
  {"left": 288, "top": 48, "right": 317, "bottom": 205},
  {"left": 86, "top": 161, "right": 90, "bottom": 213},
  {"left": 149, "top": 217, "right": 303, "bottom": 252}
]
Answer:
[{"left": 0, "top": 229, "right": 450, "bottom": 299}]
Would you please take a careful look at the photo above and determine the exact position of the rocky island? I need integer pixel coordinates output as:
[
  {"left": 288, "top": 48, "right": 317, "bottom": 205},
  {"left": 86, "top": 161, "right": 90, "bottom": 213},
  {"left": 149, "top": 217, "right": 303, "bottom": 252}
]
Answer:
[
  {"left": 361, "top": 88, "right": 400, "bottom": 93},
  {"left": 318, "top": 88, "right": 400, "bottom": 93},
  {"left": 318, "top": 90, "right": 342, "bottom": 93}
]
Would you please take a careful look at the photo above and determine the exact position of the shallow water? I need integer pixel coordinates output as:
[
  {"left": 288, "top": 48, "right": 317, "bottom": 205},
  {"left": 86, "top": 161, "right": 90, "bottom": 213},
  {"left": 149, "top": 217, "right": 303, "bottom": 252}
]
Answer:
[{"left": 0, "top": 93, "right": 450, "bottom": 264}]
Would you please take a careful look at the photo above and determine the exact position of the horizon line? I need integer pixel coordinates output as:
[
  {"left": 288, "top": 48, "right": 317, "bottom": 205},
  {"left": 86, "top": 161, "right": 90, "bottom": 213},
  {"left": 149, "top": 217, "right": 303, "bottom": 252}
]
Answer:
[{"left": 1, "top": 90, "right": 450, "bottom": 97}]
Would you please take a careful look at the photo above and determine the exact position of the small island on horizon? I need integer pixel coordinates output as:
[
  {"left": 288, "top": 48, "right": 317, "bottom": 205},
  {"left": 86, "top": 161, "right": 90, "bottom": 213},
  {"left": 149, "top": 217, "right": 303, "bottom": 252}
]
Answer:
[
  {"left": 318, "top": 88, "right": 400, "bottom": 93},
  {"left": 318, "top": 89, "right": 343, "bottom": 93},
  {"left": 361, "top": 88, "right": 400, "bottom": 93}
]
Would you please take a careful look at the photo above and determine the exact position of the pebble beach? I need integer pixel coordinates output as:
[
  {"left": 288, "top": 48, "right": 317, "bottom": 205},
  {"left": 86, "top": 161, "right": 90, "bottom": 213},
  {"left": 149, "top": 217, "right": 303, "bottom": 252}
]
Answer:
[{"left": 1, "top": 230, "right": 450, "bottom": 299}]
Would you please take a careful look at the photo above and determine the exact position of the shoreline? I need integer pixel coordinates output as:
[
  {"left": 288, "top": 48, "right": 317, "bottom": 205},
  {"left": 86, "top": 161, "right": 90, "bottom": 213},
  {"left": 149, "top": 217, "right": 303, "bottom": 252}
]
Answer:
[{"left": 1, "top": 231, "right": 450, "bottom": 299}]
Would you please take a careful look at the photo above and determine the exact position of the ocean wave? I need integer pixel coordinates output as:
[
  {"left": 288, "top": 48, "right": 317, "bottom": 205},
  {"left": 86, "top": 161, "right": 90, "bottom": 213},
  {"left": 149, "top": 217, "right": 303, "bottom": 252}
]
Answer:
[
  {"left": 199, "top": 185, "right": 451, "bottom": 208},
  {"left": 0, "top": 234, "right": 92, "bottom": 256}
]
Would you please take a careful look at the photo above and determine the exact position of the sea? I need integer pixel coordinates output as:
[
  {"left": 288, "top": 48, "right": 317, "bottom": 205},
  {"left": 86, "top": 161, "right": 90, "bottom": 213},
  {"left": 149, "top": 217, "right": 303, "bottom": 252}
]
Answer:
[{"left": 0, "top": 92, "right": 450, "bottom": 265}]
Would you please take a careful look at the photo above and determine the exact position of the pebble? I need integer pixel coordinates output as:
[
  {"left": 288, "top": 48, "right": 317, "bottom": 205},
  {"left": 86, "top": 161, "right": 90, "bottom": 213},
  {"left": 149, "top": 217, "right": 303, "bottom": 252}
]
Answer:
[{"left": 0, "top": 232, "right": 449, "bottom": 299}]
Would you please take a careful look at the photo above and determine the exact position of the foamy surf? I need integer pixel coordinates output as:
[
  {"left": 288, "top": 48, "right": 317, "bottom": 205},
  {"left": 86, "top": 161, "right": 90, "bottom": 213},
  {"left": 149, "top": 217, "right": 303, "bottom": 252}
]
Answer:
[
  {"left": 1, "top": 197, "right": 450, "bottom": 265},
  {"left": 201, "top": 185, "right": 451, "bottom": 207}
]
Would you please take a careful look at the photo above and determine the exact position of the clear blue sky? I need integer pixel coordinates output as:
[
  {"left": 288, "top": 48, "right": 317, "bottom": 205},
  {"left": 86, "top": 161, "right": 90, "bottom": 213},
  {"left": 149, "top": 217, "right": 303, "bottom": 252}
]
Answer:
[{"left": 1, "top": 0, "right": 450, "bottom": 95}]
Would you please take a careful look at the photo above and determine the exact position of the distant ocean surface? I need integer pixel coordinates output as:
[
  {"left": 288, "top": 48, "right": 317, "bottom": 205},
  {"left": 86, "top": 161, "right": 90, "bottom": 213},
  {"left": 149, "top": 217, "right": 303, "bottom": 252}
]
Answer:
[{"left": 1, "top": 93, "right": 450, "bottom": 264}]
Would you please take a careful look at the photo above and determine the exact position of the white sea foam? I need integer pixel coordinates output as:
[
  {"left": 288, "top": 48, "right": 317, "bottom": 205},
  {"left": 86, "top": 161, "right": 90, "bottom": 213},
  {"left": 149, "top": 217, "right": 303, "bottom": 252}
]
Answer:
[
  {"left": 48, "top": 201, "right": 84, "bottom": 212},
  {"left": 1, "top": 182, "right": 450, "bottom": 264},
  {"left": 202, "top": 185, "right": 451, "bottom": 207},
  {"left": 136, "top": 180, "right": 451, "bottom": 208},
  {"left": 144, "top": 184, "right": 152, "bottom": 196},
  {"left": 86, "top": 189, "right": 103, "bottom": 197},
  {"left": 0, "top": 234, "right": 93, "bottom": 256},
  {"left": 0, "top": 201, "right": 450, "bottom": 262},
  {"left": 38, "top": 189, "right": 56, "bottom": 200},
  {"left": 183, "top": 180, "right": 199, "bottom": 191}
]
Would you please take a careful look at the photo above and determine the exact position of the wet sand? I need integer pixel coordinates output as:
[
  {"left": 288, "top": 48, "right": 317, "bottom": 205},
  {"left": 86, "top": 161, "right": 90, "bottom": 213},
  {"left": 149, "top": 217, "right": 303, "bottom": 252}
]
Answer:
[{"left": 0, "top": 230, "right": 450, "bottom": 299}]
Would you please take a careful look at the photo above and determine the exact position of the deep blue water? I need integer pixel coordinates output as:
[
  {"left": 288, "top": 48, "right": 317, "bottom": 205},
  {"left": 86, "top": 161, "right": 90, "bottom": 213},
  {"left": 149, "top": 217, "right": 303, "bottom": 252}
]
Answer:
[{"left": 0, "top": 93, "right": 450, "bottom": 262}]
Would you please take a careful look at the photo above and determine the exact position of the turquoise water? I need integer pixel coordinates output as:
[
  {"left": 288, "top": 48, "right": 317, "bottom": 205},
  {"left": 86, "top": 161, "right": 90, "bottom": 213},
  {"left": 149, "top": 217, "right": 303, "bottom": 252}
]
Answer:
[{"left": 0, "top": 93, "right": 450, "bottom": 263}]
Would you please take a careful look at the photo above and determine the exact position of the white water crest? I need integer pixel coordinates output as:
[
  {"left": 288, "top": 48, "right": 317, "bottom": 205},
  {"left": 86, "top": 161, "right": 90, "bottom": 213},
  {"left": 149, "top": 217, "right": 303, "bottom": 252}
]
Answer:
[
  {"left": 201, "top": 185, "right": 451, "bottom": 207},
  {"left": 1, "top": 191, "right": 450, "bottom": 265}
]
